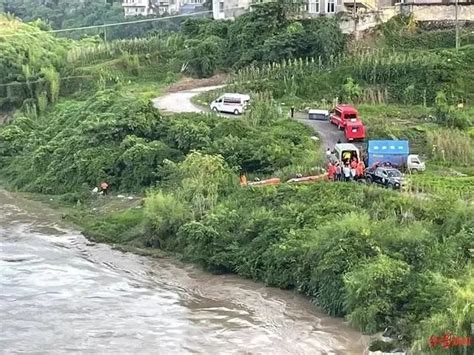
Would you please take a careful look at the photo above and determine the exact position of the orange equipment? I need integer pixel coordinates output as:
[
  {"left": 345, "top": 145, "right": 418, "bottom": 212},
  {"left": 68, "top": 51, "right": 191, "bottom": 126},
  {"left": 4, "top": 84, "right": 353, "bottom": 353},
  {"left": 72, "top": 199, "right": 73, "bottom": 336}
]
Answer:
[
  {"left": 247, "top": 178, "right": 281, "bottom": 187},
  {"left": 286, "top": 174, "right": 328, "bottom": 184}
]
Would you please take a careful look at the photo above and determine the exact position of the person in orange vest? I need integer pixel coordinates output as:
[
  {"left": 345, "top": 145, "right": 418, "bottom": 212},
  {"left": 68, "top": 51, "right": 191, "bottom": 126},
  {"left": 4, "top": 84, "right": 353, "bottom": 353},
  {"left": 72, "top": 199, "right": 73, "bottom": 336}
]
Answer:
[
  {"left": 327, "top": 162, "right": 336, "bottom": 181},
  {"left": 356, "top": 160, "right": 365, "bottom": 180},
  {"left": 100, "top": 181, "right": 109, "bottom": 196}
]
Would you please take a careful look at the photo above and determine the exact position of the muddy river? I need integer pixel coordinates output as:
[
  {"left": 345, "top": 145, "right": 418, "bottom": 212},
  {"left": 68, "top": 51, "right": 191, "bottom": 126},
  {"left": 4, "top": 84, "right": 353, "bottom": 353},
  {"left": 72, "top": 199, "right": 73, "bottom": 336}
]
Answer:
[{"left": 0, "top": 190, "right": 366, "bottom": 354}]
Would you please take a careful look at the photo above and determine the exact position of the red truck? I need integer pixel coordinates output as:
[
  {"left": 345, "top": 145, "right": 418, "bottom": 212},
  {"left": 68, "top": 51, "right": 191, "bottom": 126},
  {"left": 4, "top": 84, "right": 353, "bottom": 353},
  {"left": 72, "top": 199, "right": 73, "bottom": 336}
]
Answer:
[{"left": 329, "top": 104, "right": 366, "bottom": 141}]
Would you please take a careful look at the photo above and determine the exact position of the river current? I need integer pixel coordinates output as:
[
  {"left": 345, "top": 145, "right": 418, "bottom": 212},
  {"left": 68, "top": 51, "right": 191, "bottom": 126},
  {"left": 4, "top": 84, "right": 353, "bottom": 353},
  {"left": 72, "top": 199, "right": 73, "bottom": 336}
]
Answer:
[{"left": 0, "top": 190, "right": 366, "bottom": 354}]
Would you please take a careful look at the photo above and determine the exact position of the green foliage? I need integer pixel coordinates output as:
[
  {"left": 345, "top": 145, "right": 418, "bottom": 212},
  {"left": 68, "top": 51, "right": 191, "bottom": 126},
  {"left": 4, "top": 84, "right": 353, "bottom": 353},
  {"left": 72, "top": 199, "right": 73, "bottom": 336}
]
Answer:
[
  {"left": 342, "top": 77, "right": 362, "bottom": 103},
  {"left": 144, "top": 190, "right": 190, "bottom": 248},
  {"left": 0, "top": 89, "right": 314, "bottom": 193},
  {"left": 380, "top": 14, "right": 474, "bottom": 50},
  {"left": 426, "top": 128, "right": 474, "bottom": 166},
  {"left": 344, "top": 255, "right": 411, "bottom": 333},
  {"left": 0, "top": 15, "right": 69, "bottom": 110},
  {"left": 148, "top": 181, "right": 473, "bottom": 347},
  {"left": 233, "top": 45, "right": 474, "bottom": 105}
]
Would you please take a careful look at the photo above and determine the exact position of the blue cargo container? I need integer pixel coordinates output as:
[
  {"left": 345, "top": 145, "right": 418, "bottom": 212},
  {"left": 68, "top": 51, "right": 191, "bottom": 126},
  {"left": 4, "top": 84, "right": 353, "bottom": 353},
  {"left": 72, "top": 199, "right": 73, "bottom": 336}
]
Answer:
[{"left": 368, "top": 140, "right": 409, "bottom": 168}]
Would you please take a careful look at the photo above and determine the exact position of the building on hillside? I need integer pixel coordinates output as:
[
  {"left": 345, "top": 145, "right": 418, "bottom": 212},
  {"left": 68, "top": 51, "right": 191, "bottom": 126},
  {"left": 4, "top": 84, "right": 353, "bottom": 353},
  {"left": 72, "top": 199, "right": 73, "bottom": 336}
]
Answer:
[
  {"left": 179, "top": 0, "right": 206, "bottom": 15},
  {"left": 211, "top": 0, "right": 388, "bottom": 20},
  {"left": 123, "top": 0, "right": 205, "bottom": 17},
  {"left": 123, "top": 0, "right": 155, "bottom": 16}
]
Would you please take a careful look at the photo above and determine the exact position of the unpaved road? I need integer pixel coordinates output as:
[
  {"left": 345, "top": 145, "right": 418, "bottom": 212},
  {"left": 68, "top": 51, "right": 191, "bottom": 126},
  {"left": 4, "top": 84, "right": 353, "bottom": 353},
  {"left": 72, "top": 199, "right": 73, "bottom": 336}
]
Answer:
[
  {"left": 152, "top": 85, "right": 225, "bottom": 113},
  {"left": 294, "top": 113, "right": 345, "bottom": 150},
  {"left": 152, "top": 85, "right": 345, "bottom": 148}
]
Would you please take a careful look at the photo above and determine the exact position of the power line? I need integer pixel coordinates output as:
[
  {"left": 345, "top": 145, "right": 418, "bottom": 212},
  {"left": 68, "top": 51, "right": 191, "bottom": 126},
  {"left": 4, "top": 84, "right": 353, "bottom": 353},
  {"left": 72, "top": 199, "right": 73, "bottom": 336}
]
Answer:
[{"left": 0, "top": 10, "right": 213, "bottom": 38}]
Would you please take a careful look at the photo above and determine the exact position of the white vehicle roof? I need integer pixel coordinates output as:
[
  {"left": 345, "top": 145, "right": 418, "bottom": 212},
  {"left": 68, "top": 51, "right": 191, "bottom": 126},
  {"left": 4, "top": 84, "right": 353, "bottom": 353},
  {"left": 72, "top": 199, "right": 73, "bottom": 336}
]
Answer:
[
  {"left": 309, "top": 109, "right": 329, "bottom": 114},
  {"left": 335, "top": 143, "right": 359, "bottom": 151},
  {"left": 221, "top": 93, "right": 250, "bottom": 100}
]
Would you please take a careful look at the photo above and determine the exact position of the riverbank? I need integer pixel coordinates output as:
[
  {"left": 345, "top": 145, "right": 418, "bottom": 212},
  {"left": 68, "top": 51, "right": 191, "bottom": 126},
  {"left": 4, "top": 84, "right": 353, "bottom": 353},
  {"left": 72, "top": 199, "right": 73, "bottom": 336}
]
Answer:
[
  {"left": 1, "top": 85, "right": 472, "bottom": 354},
  {"left": 1, "top": 188, "right": 371, "bottom": 354},
  {"left": 16, "top": 175, "right": 472, "bottom": 354}
]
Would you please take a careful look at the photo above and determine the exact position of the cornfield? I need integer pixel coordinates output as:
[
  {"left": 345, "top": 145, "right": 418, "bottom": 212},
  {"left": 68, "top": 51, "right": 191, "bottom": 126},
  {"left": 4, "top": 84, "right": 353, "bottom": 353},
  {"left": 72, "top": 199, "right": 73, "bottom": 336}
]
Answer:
[
  {"left": 67, "top": 33, "right": 186, "bottom": 66},
  {"left": 233, "top": 47, "right": 470, "bottom": 105},
  {"left": 404, "top": 175, "right": 474, "bottom": 200}
]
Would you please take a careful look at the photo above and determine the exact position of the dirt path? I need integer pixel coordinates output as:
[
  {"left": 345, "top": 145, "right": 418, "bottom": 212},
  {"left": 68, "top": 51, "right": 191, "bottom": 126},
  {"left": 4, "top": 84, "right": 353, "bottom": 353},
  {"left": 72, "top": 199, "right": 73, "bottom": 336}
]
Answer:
[
  {"left": 152, "top": 85, "right": 225, "bottom": 113},
  {"left": 294, "top": 113, "right": 345, "bottom": 150},
  {"left": 152, "top": 85, "right": 345, "bottom": 148}
]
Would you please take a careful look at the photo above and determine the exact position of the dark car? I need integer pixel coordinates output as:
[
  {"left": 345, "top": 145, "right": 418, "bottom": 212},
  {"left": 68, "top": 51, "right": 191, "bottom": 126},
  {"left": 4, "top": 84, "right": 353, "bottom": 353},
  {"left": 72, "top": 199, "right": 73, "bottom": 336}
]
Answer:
[{"left": 365, "top": 167, "right": 404, "bottom": 190}]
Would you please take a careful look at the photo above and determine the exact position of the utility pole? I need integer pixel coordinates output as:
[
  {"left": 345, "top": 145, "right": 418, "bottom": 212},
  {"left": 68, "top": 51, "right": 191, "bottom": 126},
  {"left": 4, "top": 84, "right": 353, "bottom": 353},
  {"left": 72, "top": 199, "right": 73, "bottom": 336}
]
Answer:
[
  {"left": 455, "top": 0, "right": 460, "bottom": 50},
  {"left": 353, "top": 0, "right": 358, "bottom": 40}
]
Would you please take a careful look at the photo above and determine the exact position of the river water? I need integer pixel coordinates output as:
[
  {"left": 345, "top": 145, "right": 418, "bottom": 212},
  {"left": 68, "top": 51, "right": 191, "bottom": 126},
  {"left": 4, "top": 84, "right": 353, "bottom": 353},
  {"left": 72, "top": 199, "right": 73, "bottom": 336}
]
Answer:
[{"left": 0, "top": 190, "right": 366, "bottom": 354}]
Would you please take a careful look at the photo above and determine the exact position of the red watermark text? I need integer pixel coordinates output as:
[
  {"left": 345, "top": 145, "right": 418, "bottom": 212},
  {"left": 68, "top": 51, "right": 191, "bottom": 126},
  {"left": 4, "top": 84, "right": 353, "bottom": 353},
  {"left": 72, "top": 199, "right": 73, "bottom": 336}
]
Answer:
[{"left": 429, "top": 333, "right": 472, "bottom": 349}]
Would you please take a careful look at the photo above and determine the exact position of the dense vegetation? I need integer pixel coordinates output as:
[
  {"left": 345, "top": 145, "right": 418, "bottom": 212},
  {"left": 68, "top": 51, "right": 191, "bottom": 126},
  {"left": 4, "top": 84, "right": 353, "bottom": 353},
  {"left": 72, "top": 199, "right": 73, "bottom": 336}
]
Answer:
[
  {"left": 77, "top": 158, "right": 473, "bottom": 353},
  {"left": 1, "top": 4, "right": 473, "bottom": 354},
  {"left": 0, "top": 90, "right": 317, "bottom": 194}
]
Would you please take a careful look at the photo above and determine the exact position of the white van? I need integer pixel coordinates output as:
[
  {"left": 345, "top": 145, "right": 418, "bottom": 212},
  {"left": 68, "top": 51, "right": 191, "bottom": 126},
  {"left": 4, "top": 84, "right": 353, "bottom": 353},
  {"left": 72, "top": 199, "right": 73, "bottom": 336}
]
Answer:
[
  {"left": 334, "top": 143, "right": 360, "bottom": 163},
  {"left": 210, "top": 93, "right": 250, "bottom": 115}
]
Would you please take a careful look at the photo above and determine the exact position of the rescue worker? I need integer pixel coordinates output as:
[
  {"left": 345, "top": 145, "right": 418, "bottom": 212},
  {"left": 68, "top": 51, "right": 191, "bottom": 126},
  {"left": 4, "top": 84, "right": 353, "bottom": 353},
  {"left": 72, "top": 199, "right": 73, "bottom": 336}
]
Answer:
[
  {"left": 335, "top": 162, "right": 342, "bottom": 181},
  {"left": 100, "top": 181, "right": 109, "bottom": 196},
  {"left": 343, "top": 164, "right": 351, "bottom": 182},
  {"left": 326, "top": 148, "right": 332, "bottom": 159},
  {"left": 327, "top": 163, "right": 336, "bottom": 181},
  {"left": 350, "top": 158, "right": 358, "bottom": 180},
  {"left": 356, "top": 161, "right": 364, "bottom": 179}
]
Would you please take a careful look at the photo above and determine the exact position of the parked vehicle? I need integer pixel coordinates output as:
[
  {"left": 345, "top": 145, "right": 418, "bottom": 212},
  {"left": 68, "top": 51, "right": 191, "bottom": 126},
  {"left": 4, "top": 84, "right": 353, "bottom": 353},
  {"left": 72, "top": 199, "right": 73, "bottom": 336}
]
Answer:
[
  {"left": 330, "top": 104, "right": 358, "bottom": 129},
  {"left": 344, "top": 120, "right": 366, "bottom": 141},
  {"left": 334, "top": 143, "right": 360, "bottom": 164},
  {"left": 329, "top": 104, "right": 366, "bottom": 141},
  {"left": 365, "top": 166, "right": 405, "bottom": 190},
  {"left": 210, "top": 93, "right": 250, "bottom": 115},
  {"left": 308, "top": 109, "right": 329, "bottom": 121},
  {"left": 368, "top": 140, "right": 425, "bottom": 172}
]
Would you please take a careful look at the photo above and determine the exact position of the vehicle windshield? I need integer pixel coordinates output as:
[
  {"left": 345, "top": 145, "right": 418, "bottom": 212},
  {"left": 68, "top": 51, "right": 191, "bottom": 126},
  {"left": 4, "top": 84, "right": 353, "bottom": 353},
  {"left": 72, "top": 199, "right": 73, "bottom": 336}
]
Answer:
[
  {"left": 346, "top": 113, "right": 357, "bottom": 119},
  {"left": 387, "top": 170, "right": 401, "bottom": 177}
]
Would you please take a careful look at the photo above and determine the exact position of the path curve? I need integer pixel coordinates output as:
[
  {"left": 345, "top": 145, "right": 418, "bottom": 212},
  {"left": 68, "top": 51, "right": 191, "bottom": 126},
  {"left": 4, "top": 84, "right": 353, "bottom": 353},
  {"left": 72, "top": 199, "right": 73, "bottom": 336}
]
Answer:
[
  {"left": 152, "top": 85, "right": 344, "bottom": 148},
  {"left": 152, "top": 85, "right": 225, "bottom": 113}
]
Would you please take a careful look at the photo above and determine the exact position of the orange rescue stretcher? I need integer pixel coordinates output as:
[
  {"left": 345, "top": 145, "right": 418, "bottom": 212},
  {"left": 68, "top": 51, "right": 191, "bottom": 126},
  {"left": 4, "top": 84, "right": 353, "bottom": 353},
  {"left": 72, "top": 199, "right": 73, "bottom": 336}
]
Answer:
[
  {"left": 240, "top": 175, "right": 281, "bottom": 187},
  {"left": 286, "top": 173, "right": 328, "bottom": 184}
]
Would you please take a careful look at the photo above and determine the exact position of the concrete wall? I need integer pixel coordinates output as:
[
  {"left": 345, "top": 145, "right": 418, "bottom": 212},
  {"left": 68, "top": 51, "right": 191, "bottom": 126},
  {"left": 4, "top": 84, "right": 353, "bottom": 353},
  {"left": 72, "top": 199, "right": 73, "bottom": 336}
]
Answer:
[
  {"left": 212, "top": 0, "right": 252, "bottom": 19},
  {"left": 340, "top": 4, "right": 473, "bottom": 34},
  {"left": 406, "top": 4, "right": 474, "bottom": 21}
]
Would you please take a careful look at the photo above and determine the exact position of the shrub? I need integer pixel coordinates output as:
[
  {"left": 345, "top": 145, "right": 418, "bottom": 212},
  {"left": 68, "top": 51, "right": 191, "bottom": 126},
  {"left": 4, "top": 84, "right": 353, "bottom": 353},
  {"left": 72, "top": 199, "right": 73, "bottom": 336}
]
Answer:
[{"left": 144, "top": 190, "right": 190, "bottom": 248}]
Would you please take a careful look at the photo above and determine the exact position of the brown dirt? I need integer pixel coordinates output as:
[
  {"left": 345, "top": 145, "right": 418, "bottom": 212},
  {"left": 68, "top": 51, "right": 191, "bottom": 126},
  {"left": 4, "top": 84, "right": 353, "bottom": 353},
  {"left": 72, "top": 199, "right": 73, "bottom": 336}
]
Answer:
[{"left": 166, "top": 74, "right": 229, "bottom": 93}]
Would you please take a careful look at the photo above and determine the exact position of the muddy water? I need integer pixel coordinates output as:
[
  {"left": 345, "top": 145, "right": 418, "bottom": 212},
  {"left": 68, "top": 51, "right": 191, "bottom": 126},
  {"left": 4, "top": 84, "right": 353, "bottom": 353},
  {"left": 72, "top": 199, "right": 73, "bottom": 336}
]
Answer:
[{"left": 0, "top": 190, "right": 367, "bottom": 354}]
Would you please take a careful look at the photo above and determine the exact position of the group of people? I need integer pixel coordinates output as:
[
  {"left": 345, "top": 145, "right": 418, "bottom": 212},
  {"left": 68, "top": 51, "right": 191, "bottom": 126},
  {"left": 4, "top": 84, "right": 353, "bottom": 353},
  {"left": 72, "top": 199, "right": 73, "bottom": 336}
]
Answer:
[{"left": 326, "top": 149, "right": 365, "bottom": 182}]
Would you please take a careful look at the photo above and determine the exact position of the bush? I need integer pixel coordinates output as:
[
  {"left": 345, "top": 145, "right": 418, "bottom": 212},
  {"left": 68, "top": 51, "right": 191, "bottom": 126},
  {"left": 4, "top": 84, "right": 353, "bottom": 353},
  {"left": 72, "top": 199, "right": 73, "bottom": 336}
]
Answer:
[{"left": 144, "top": 191, "right": 190, "bottom": 248}]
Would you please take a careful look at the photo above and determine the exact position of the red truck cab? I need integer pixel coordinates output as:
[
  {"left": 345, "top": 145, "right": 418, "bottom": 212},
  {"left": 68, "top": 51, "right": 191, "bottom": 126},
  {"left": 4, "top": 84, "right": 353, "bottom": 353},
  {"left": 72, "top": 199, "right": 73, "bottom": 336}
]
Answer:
[{"left": 330, "top": 104, "right": 366, "bottom": 141}]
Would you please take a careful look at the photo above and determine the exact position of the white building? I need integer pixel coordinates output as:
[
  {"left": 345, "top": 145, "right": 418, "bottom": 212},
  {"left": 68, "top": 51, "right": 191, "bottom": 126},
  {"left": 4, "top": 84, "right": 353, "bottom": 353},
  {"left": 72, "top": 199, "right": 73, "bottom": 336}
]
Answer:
[
  {"left": 122, "top": 0, "right": 155, "bottom": 17},
  {"left": 123, "top": 0, "right": 204, "bottom": 17},
  {"left": 213, "top": 0, "right": 252, "bottom": 19},
  {"left": 212, "top": 0, "right": 383, "bottom": 20}
]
